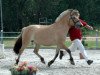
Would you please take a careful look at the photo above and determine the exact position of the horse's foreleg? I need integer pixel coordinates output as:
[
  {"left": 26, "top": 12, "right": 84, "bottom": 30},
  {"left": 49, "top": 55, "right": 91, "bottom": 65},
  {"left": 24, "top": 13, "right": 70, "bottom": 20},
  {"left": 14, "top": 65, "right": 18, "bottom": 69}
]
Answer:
[
  {"left": 60, "top": 43, "right": 75, "bottom": 65},
  {"left": 48, "top": 47, "right": 60, "bottom": 67},
  {"left": 34, "top": 44, "right": 45, "bottom": 64}
]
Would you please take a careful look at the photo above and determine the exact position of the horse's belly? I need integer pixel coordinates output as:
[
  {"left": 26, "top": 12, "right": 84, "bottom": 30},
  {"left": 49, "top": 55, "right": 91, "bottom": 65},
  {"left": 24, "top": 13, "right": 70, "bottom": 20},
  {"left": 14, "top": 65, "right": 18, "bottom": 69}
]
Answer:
[{"left": 34, "top": 38, "right": 56, "bottom": 46}]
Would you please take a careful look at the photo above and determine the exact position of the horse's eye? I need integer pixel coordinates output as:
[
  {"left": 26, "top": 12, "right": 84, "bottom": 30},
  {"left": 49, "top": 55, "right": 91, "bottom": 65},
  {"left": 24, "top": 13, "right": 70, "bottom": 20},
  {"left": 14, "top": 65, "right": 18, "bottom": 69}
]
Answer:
[{"left": 71, "top": 16, "right": 76, "bottom": 19}]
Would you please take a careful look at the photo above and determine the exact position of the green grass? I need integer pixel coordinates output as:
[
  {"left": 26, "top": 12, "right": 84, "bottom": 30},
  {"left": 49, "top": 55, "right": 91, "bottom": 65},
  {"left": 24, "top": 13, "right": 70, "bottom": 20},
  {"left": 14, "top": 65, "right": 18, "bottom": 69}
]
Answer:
[
  {"left": 65, "top": 41, "right": 100, "bottom": 49},
  {"left": 3, "top": 38, "right": 100, "bottom": 49},
  {"left": 85, "top": 41, "right": 100, "bottom": 49}
]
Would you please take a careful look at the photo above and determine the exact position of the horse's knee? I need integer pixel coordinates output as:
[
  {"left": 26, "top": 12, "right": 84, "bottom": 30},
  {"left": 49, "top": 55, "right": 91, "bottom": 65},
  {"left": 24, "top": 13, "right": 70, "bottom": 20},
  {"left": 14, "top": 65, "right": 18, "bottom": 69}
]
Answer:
[
  {"left": 34, "top": 50, "right": 38, "bottom": 54},
  {"left": 66, "top": 49, "right": 71, "bottom": 54},
  {"left": 33, "top": 45, "right": 40, "bottom": 54}
]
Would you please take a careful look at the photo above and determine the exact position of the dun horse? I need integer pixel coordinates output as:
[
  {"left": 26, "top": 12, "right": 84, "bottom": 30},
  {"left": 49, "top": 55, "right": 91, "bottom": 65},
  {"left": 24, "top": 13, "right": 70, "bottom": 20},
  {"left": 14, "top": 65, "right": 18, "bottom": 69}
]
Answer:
[{"left": 13, "top": 9, "right": 82, "bottom": 67}]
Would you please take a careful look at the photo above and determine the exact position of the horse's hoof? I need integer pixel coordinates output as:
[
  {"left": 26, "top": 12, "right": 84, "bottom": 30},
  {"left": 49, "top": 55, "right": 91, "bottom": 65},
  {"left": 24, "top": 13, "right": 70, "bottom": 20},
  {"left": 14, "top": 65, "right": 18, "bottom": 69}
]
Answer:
[
  {"left": 15, "top": 58, "right": 19, "bottom": 65},
  {"left": 48, "top": 60, "right": 54, "bottom": 67},
  {"left": 14, "top": 63, "right": 18, "bottom": 66},
  {"left": 48, "top": 62, "right": 51, "bottom": 67},
  {"left": 71, "top": 61, "right": 75, "bottom": 65},
  {"left": 40, "top": 58, "right": 45, "bottom": 64},
  {"left": 59, "top": 51, "right": 64, "bottom": 60},
  {"left": 41, "top": 60, "right": 45, "bottom": 64},
  {"left": 70, "top": 60, "right": 75, "bottom": 65}
]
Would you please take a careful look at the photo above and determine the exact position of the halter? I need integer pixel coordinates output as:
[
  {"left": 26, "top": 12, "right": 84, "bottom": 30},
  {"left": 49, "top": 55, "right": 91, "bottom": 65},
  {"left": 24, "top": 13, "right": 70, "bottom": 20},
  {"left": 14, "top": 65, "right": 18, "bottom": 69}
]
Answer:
[
  {"left": 69, "top": 9, "right": 81, "bottom": 28},
  {"left": 70, "top": 9, "right": 80, "bottom": 25}
]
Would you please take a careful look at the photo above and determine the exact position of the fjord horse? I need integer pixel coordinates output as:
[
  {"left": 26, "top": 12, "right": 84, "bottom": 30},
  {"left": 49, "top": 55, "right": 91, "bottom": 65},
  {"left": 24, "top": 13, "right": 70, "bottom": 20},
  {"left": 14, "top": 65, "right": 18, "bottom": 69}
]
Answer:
[{"left": 13, "top": 9, "right": 82, "bottom": 67}]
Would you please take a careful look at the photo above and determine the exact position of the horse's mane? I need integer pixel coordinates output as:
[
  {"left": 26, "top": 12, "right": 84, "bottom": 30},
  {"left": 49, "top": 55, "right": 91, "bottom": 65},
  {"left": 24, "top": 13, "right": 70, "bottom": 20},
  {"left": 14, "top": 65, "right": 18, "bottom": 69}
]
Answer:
[
  {"left": 55, "top": 9, "right": 79, "bottom": 22},
  {"left": 55, "top": 9, "right": 71, "bottom": 22}
]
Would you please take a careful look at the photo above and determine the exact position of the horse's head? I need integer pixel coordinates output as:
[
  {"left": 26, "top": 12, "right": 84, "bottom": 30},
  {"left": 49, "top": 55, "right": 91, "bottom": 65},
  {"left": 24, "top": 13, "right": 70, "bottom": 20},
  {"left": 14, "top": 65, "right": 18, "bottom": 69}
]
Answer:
[
  {"left": 55, "top": 9, "right": 82, "bottom": 28},
  {"left": 68, "top": 9, "right": 82, "bottom": 28}
]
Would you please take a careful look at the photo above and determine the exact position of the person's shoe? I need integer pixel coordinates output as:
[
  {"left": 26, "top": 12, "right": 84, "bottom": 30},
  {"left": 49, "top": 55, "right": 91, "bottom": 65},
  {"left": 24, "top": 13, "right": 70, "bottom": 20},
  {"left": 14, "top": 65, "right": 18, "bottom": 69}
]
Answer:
[
  {"left": 59, "top": 51, "right": 64, "bottom": 59},
  {"left": 87, "top": 60, "right": 93, "bottom": 65}
]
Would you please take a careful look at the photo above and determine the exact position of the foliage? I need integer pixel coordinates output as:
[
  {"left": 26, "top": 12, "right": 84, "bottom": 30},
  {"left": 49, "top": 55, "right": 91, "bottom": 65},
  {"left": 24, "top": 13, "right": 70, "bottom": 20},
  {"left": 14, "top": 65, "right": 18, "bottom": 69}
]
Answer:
[{"left": 0, "top": 0, "right": 100, "bottom": 32}]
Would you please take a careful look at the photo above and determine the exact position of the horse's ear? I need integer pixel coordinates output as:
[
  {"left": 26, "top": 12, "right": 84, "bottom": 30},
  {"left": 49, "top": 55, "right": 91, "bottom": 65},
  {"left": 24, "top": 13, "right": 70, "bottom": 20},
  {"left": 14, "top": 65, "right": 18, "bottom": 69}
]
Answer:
[{"left": 72, "top": 9, "right": 80, "bottom": 17}]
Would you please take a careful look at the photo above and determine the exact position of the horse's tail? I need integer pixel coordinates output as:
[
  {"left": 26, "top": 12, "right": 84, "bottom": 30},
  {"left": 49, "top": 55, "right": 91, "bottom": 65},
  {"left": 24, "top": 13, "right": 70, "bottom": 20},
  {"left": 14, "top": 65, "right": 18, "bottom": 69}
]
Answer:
[{"left": 13, "top": 34, "right": 22, "bottom": 55}]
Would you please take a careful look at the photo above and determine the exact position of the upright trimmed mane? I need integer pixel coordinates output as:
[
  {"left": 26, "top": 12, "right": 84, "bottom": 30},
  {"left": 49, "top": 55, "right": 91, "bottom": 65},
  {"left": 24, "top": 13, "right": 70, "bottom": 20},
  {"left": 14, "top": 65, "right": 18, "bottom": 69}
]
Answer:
[
  {"left": 55, "top": 10, "right": 70, "bottom": 22},
  {"left": 55, "top": 9, "right": 79, "bottom": 23}
]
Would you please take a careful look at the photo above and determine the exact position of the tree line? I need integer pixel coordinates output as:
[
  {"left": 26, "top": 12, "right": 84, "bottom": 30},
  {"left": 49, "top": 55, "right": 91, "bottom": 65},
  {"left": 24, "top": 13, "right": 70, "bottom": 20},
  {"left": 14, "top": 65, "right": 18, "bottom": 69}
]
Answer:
[{"left": 0, "top": 0, "right": 100, "bottom": 32}]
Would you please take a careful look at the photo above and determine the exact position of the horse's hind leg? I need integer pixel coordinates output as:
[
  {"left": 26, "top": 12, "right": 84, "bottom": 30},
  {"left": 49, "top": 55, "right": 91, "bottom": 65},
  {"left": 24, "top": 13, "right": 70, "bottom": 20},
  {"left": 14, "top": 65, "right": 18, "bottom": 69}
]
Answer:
[
  {"left": 16, "top": 42, "right": 30, "bottom": 64},
  {"left": 33, "top": 44, "right": 45, "bottom": 64},
  {"left": 16, "top": 32, "right": 32, "bottom": 64},
  {"left": 60, "top": 43, "right": 75, "bottom": 65},
  {"left": 16, "top": 47, "right": 26, "bottom": 64},
  {"left": 48, "top": 46, "right": 60, "bottom": 67}
]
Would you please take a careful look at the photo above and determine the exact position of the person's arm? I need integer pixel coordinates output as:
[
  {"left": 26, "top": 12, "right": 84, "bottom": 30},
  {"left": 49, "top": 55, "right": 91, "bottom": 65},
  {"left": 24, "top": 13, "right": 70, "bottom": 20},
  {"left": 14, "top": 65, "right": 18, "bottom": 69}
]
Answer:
[
  {"left": 85, "top": 25, "right": 93, "bottom": 30},
  {"left": 80, "top": 19, "right": 93, "bottom": 30}
]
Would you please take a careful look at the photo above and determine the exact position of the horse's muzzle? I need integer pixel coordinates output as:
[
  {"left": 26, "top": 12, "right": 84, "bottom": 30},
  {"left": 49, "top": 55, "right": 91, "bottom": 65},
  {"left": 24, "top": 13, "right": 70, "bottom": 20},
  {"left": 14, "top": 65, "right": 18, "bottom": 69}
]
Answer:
[{"left": 75, "top": 21, "right": 82, "bottom": 28}]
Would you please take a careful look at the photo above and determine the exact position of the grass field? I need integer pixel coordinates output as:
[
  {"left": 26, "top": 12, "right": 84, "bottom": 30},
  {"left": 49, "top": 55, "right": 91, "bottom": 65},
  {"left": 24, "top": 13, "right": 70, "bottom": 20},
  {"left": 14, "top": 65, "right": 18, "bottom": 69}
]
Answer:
[
  {"left": 1, "top": 28, "right": 100, "bottom": 49},
  {"left": 65, "top": 41, "right": 100, "bottom": 49},
  {"left": 3, "top": 38, "right": 100, "bottom": 49}
]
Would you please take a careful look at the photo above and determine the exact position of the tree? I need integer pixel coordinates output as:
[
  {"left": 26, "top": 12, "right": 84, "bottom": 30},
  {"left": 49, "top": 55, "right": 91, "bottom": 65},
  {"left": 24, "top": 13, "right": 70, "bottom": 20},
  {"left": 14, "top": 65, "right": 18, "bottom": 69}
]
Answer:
[{"left": 1, "top": 0, "right": 100, "bottom": 32}]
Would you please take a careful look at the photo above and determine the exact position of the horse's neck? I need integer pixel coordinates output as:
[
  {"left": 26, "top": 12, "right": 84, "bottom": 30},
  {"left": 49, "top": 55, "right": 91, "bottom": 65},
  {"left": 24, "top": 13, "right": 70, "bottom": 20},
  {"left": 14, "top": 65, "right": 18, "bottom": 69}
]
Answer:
[{"left": 53, "top": 22, "right": 70, "bottom": 34}]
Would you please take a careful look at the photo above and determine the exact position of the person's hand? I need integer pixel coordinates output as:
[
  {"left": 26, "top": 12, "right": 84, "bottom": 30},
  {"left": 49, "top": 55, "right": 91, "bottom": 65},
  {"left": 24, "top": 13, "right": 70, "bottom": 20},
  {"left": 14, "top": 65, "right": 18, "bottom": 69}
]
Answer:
[
  {"left": 85, "top": 25, "right": 93, "bottom": 30},
  {"left": 89, "top": 26, "right": 93, "bottom": 30}
]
